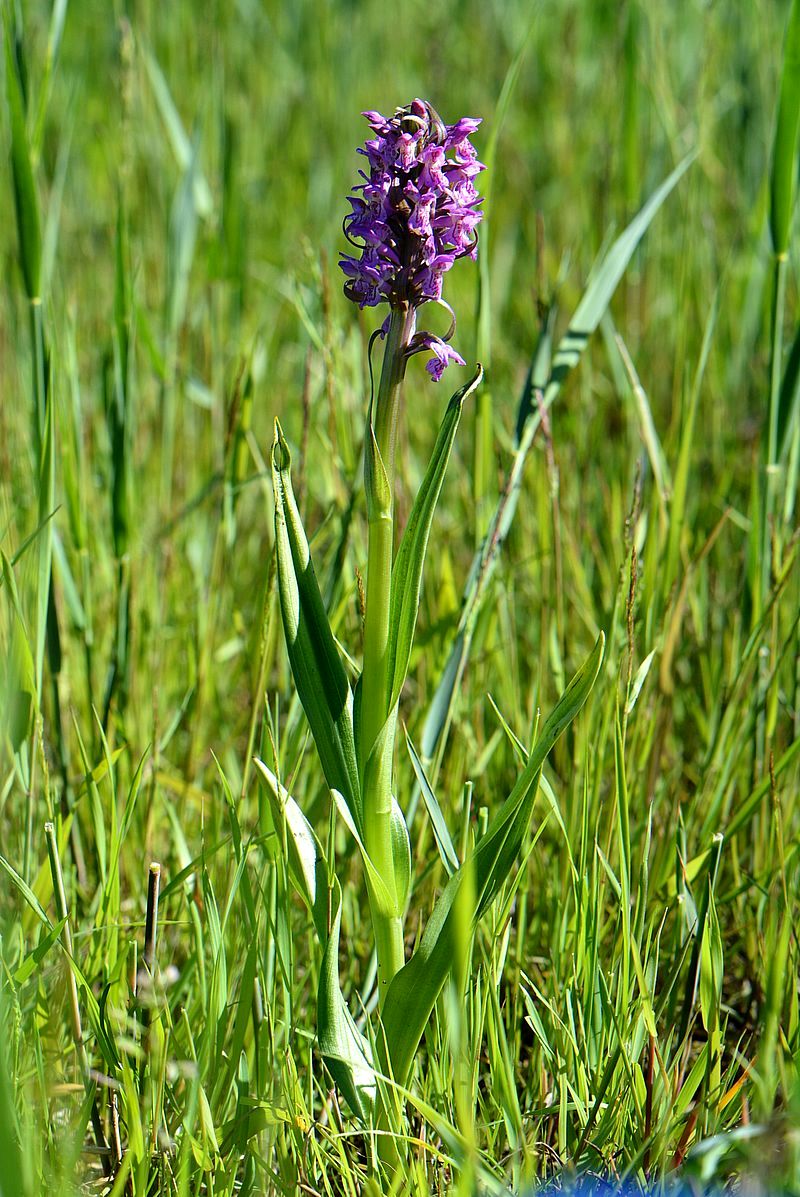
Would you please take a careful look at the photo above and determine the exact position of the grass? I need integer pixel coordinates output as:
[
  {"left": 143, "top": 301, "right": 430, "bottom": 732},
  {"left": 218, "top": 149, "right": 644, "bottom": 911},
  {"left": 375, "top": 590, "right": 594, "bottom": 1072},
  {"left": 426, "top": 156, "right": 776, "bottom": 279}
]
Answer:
[{"left": 1, "top": 0, "right": 799, "bottom": 1193}]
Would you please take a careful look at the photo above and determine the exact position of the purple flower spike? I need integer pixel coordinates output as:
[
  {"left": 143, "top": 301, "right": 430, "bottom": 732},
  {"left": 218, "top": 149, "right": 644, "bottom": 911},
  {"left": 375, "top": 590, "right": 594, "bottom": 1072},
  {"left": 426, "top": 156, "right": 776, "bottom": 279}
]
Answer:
[{"left": 340, "top": 99, "right": 484, "bottom": 380}]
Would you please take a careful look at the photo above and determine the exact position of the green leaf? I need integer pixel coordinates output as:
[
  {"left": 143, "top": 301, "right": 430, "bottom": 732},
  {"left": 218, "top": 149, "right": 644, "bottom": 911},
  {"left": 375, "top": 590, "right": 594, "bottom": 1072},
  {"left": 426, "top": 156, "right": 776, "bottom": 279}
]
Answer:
[
  {"left": 0, "top": 850, "right": 51, "bottom": 929},
  {"left": 271, "top": 421, "right": 362, "bottom": 829},
  {"left": 167, "top": 143, "right": 201, "bottom": 336},
  {"left": 12, "top": 917, "right": 67, "bottom": 985},
  {"left": 0, "top": 986, "right": 27, "bottom": 1197},
  {"left": 253, "top": 760, "right": 376, "bottom": 1120},
  {"left": 381, "top": 633, "right": 604, "bottom": 1088},
  {"left": 141, "top": 44, "right": 214, "bottom": 219},
  {"left": 4, "top": 10, "right": 41, "bottom": 301},
  {"left": 404, "top": 727, "right": 459, "bottom": 877},
  {"left": 254, "top": 758, "right": 328, "bottom": 943},
  {"left": 389, "top": 797, "right": 411, "bottom": 913},
  {"left": 422, "top": 156, "right": 693, "bottom": 764},
  {"left": 699, "top": 889, "right": 723, "bottom": 1034},
  {"left": 1, "top": 553, "right": 35, "bottom": 750},
  {"left": 387, "top": 366, "right": 481, "bottom": 712},
  {"left": 514, "top": 302, "right": 556, "bottom": 444},
  {"left": 329, "top": 786, "right": 395, "bottom": 915},
  {"left": 317, "top": 875, "right": 376, "bottom": 1122},
  {"left": 35, "top": 351, "right": 55, "bottom": 701},
  {"left": 777, "top": 318, "right": 800, "bottom": 461},
  {"left": 770, "top": 0, "right": 800, "bottom": 257},
  {"left": 551, "top": 155, "right": 693, "bottom": 387}
]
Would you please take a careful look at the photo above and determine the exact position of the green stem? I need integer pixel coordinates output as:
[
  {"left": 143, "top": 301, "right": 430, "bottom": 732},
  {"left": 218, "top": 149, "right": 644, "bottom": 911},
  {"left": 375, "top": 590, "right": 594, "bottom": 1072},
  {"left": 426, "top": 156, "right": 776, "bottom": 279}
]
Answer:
[
  {"left": 360, "top": 304, "right": 412, "bottom": 770},
  {"left": 360, "top": 303, "right": 414, "bottom": 1001},
  {"left": 370, "top": 902, "right": 405, "bottom": 1004}
]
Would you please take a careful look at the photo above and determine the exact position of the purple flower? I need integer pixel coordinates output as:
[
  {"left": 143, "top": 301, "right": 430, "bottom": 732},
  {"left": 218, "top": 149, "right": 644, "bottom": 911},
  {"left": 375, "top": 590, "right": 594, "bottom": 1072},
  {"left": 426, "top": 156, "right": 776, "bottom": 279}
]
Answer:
[
  {"left": 423, "top": 337, "right": 466, "bottom": 382},
  {"left": 340, "top": 99, "right": 484, "bottom": 380}
]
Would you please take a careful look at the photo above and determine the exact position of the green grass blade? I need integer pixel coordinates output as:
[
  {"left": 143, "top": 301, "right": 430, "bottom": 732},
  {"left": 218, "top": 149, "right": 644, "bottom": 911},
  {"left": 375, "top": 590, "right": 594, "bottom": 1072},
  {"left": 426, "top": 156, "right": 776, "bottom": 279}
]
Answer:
[
  {"left": 777, "top": 317, "right": 800, "bottom": 461},
  {"left": 0, "top": 985, "right": 28, "bottom": 1197},
  {"left": 770, "top": 0, "right": 800, "bottom": 257},
  {"left": 4, "top": 9, "right": 41, "bottom": 302},
  {"left": 547, "top": 154, "right": 694, "bottom": 392},
  {"left": 142, "top": 43, "right": 214, "bottom": 218}
]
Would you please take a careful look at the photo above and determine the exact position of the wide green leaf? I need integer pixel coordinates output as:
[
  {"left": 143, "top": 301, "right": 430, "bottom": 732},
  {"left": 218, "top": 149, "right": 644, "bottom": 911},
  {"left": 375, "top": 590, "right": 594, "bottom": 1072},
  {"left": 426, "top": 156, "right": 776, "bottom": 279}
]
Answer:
[
  {"left": 1, "top": 552, "right": 35, "bottom": 751},
  {"left": 4, "top": 11, "right": 41, "bottom": 302},
  {"left": 271, "top": 421, "right": 362, "bottom": 829},
  {"left": 770, "top": 0, "right": 800, "bottom": 257},
  {"left": 381, "top": 633, "right": 604, "bottom": 1088},
  {"left": 0, "top": 985, "right": 27, "bottom": 1197}
]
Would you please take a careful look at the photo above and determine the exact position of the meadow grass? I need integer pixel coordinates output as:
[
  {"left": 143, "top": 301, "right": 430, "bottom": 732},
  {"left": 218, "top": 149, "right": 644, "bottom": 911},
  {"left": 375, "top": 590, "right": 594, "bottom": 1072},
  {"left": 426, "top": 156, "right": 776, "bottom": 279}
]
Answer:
[{"left": 1, "top": 0, "right": 799, "bottom": 1193}]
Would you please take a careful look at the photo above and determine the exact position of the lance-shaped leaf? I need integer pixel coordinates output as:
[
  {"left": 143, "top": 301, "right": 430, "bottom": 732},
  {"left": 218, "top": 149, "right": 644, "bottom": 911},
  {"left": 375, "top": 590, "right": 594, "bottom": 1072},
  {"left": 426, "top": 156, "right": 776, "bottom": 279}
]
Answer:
[
  {"left": 380, "top": 633, "right": 604, "bottom": 1089},
  {"left": 4, "top": 14, "right": 41, "bottom": 302},
  {"left": 254, "top": 761, "right": 375, "bottom": 1119},
  {"left": 404, "top": 727, "right": 459, "bottom": 877},
  {"left": 1, "top": 552, "right": 35, "bottom": 751},
  {"left": 387, "top": 366, "right": 481, "bottom": 712},
  {"left": 422, "top": 156, "right": 693, "bottom": 764},
  {"left": 390, "top": 796, "right": 411, "bottom": 913},
  {"left": 254, "top": 759, "right": 328, "bottom": 943},
  {"left": 318, "top": 874, "right": 376, "bottom": 1122},
  {"left": 770, "top": 0, "right": 800, "bottom": 257},
  {"left": 271, "top": 422, "right": 362, "bottom": 829}
]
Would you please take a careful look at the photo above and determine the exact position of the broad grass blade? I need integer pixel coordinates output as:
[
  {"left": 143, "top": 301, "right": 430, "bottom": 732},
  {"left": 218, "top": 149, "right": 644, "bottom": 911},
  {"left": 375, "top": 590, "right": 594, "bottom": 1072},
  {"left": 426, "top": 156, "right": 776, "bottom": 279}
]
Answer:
[
  {"left": 1, "top": 553, "right": 35, "bottom": 751},
  {"left": 0, "top": 986, "right": 27, "bottom": 1197},
  {"left": 142, "top": 44, "right": 214, "bottom": 218},
  {"left": 777, "top": 319, "right": 800, "bottom": 461},
  {"left": 271, "top": 422, "right": 362, "bottom": 829},
  {"left": 770, "top": 0, "right": 800, "bottom": 256},
  {"left": 382, "top": 633, "right": 604, "bottom": 1087},
  {"left": 4, "top": 14, "right": 41, "bottom": 301}
]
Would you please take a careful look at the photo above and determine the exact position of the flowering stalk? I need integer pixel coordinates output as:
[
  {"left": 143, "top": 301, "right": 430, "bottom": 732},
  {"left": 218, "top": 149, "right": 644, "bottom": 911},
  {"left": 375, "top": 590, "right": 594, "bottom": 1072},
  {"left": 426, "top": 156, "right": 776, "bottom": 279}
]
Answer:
[
  {"left": 343, "top": 101, "right": 485, "bottom": 998},
  {"left": 267, "top": 97, "right": 600, "bottom": 1149}
]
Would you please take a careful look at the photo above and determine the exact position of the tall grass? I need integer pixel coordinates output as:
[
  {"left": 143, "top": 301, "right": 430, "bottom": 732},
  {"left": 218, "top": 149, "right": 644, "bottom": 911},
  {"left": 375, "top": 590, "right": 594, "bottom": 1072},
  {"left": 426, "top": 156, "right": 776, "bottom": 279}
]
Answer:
[{"left": 1, "top": 1, "right": 798, "bottom": 1194}]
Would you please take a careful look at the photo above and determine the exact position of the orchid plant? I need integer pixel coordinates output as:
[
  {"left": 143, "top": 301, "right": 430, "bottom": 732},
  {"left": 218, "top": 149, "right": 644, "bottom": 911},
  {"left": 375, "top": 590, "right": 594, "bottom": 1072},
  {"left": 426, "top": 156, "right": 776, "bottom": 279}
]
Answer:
[{"left": 256, "top": 100, "right": 604, "bottom": 1158}]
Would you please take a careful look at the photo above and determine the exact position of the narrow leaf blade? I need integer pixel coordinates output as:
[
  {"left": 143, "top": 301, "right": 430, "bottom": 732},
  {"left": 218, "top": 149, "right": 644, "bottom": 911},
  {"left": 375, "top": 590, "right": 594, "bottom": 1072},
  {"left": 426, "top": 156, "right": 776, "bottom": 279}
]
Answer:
[{"left": 387, "top": 367, "right": 481, "bottom": 711}]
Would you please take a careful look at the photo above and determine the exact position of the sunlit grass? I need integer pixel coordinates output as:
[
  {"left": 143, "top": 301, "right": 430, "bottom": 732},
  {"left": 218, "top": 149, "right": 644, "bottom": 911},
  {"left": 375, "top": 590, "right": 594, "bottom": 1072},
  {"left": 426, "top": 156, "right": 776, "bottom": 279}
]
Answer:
[{"left": 1, "top": 1, "right": 799, "bottom": 1194}]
